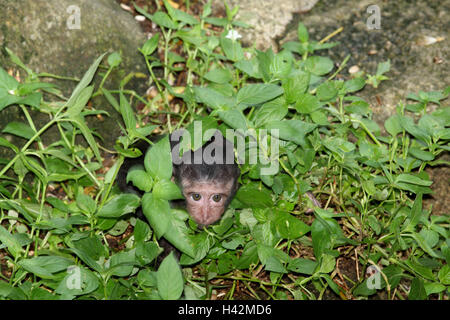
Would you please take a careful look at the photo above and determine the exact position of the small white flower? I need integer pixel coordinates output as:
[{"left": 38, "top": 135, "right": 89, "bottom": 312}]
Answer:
[{"left": 225, "top": 29, "right": 242, "bottom": 41}]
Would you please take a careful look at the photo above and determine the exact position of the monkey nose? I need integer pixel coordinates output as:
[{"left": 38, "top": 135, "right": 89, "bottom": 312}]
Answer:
[{"left": 199, "top": 211, "right": 210, "bottom": 225}]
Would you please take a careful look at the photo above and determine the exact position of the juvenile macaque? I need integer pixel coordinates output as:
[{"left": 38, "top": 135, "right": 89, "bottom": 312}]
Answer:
[
  {"left": 171, "top": 130, "right": 240, "bottom": 226},
  {"left": 118, "top": 130, "right": 240, "bottom": 226}
]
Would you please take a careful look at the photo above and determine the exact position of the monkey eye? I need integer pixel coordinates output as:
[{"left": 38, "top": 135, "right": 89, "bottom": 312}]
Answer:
[
  {"left": 212, "top": 194, "right": 222, "bottom": 202},
  {"left": 191, "top": 193, "right": 202, "bottom": 201}
]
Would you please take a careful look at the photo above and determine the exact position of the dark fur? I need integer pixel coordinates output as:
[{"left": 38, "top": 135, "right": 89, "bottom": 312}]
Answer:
[{"left": 170, "top": 130, "right": 240, "bottom": 210}]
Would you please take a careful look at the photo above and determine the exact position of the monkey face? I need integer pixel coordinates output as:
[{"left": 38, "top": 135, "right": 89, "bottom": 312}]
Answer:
[{"left": 182, "top": 180, "right": 235, "bottom": 226}]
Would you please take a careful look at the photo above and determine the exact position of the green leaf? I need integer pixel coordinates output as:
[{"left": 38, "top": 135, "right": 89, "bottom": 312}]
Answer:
[
  {"left": 69, "top": 235, "right": 107, "bottom": 273},
  {"left": 220, "top": 36, "right": 244, "bottom": 62},
  {"left": 382, "top": 265, "right": 404, "bottom": 289},
  {"left": 202, "top": 0, "right": 212, "bottom": 18},
  {"left": 237, "top": 84, "right": 283, "bottom": 106},
  {"left": 343, "top": 77, "right": 365, "bottom": 93},
  {"left": 353, "top": 280, "right": 377, "bottom": 296},
  {"left": 151, "top": 11, "right": 178, "bottom": 29},
  {"left": 70, "top": 115, "right": 102, "bottom": 163},
  {"left": 395, "top": 174, "right": 432, "bottom": 186},
  {"left": 18, "top": 256, "right": 73, "bottom": 279},
  {"left": 288, "top": 258, "right": 318, "bottom": 275},
  {"left": 0, "top": 225, "right": 24, "bottom": 258},
  {"left": 257, "top": 244, "right": 289, "bottom": 266},
  {"left": 204, "top": 67, "right": 233, "bottom": 84},
  {"left": 0, "top": 66, "right": 19, "bottom": 91},
  {"left": 56, "top": 267, "right": 99, "bottom": 297},
  {"left": 0, "top": 136, "right": 19, "bottom": 152},
  {"left": 269, "top": 50, "right": 293, "bottom": 78},
  {"left": 193, "top": 86, "right": 235, "bottom": 109},
  {"left": 137, "top": 269, "right": 157, "bottom": 288},
  {"left": 367, "top": 215, "right": 381, "bottom": 235},
  {"left": 164, "top": 213, "right": 195, "bottom": 258},
  {"left": 318, "top": 254, "right": 336, "bottom": 274},
  {"left": 47, "top": 171, "right": 87, "bottom": 182},
  {"left": 136, "top": 242, "right": 161, "bottom": 265},
  {"left": 424, "top": 282, "right": 446, "bottom": 295},
  {"left": 180, "top": 232, "right": 212, "bottom": 265},
  {"left": 264, "top": 120, "right": 317, "bottom": 147},
  {"left": 256, "top": 49, "right": 274, "bottom": 82},
  {"left": 253, "top": 97, "right": 288, "bottom": 128},
  {"left": 408, "top": 277, "right": 427, "bottom": 300},
  {"left": 235, "top": 183, "right": 273, "bottom": 208},
  {"left": 265, "top": 256, "right": 287, "bottom": 273},
  {"left": 141, "top": 34, "right": 160, "bottom": 56},
  {"left": 144, "top": 135, "right": 172, "bottom": 181},
  {"left": 438, "top": 264, "right": 450, "bottom": 285},
  {"left": 142, "top": 193, "right": 171, "bottom": 239},
  {"left": 119, "top": 91, "right": 137, "bottom": 133},
  {"left": 102, "top": 88, "right": 119, "bottom": 112},
  {"left": 163, "top": 0, "right": 198, "bottom": 25},
  {"left": 108, "top": 250, "right": 136, "bottom": 277},
  {"left": 217, "top": 109, "right": 247, "bottom": 130},
  {"left": 323, "top": 136, "right": 356, "bottom": 156},
  {"left": 346, "top": 100, "right": 370, "bottom": 115},
  {"left": 134, "top": 219, "right": 152, "bottom": 243},
  {"left": 272, "top": 210, "right": 310, "bottom": 239},
  {"left": 408, "top": 147, "right": 434, "bottom": 161},
  {"left": 282, "top": 71, "right": 310, "bottom": 104},
  {"left": 21, "top": 155, "right": 47, "bottom": 183},
  {"left": 311, "top": 214, "right": 344, "bottom": 259},
  {"left": 157, "top": 252, "right": 184, "bottom": 300},
  {"left": 16, "top": 82, "right": 55, "bottom": 96},
  {"left": 46, "top": 196, "right": 70, "bottom": 213},
  {"left": 297, "top": 22, "right": 309, "bottom": 43},
  {"left": 294, "top": 93, "right": 321, "bottom": 114},
  {"left": 2, "top": 121, "right": 35, "bottom": 140},
  {"left": 409, "top": 233, "right": 440, "bottom": 259},
  {"left": 222, "top": 234, "right": 246, "bottom": 250},
  {"left": 76, "top": 193, "right": 97, "bottom": 214},
  {"left": 234, "top": 57, "right": 261, "bottom": 79},
  {"left": 107, "top": 51, "right": 122, "bottom": 68},
  {"left": 152, "top": 180, "right": 183, "bottom": 201},
  {"left": 251, "top": 221, "right": 279, "bottom": 247},
  {"left": 0, "top": 89, "right": 40, "bottom": 111},
  {"left": 136, "top": 125, "right": 159, "bottom": 138},
  {"left": 172, "top": 9, "right": 199, "bottom": 25},
  {"left": 405, "top": 193, "right": 423, "bottom": 231},
  {"left": 0, "top": 281, "right": 13, "bottom": 298},
  {"left": 376, "top": 60, "right": 390, "bottom": 75},
  {"left": 127, "top": 165, "right": 153, "bottom": 192},
  {"left": 399, "top": 116, "right": 431, "bottom": 144},
  {"left": 236, "top": 242, "right": 259, "bottom": 269},
  {"left": 65, "top": 53, "right": 106, "bottom": 108},
  {"left": 316, "top": 81, "right": 338, "bottom": 101},
  {"left": 5, "top": 48, "right": 34, "bottom": 76},
  {"left": 304, "top": 56, "right": 334, "bottom": 76},
  {"left": 97, "top": 194, "right": 140, "bottom": 218},
  {"left": 419, "top": 229, "right": 439, "bottom": 248}
]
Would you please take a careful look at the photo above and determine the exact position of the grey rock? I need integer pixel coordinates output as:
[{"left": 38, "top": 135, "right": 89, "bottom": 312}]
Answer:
[
  {"left": 213, "top": 0, "right": 319, "bottom": 50},
  {"left": 0, "top": 0, "right": 149, "bottom": 148}
]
